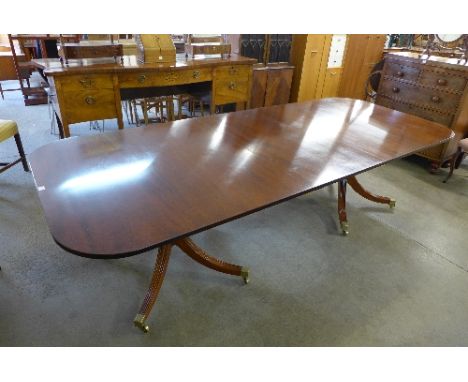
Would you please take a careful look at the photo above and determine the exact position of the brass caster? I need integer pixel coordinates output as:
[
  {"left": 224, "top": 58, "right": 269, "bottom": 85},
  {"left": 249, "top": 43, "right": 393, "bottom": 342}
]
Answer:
[
  {"left": 133, "top": 314, "right": 150, "bottom": 333},
  {"left": 240, "top": 267, "right": 250, "bottom": 284},
  {"left": 389, "top": 199, "right": 396, "bottom": 209},
  {"left": 340, "top": 221, "right": 349, "bottom": 236}
]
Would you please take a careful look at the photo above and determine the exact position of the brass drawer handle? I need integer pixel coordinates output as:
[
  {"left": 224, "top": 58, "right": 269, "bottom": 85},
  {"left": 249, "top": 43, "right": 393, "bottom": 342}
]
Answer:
[
  {"left": 396, "top": 71, "right": 404, "bottom": 77},
  {"left": 437, "top": 78, "right": 447, "bottom": 86},
  {"left": 392, "top": 86, "right": 400, "bottom": 93},
  {"left": 84, "top": 96, "right": 96, "bottom": 105},
  {"left": 192, "top": 70, "right": 200, "bottom": 79},
  {"left": 229, "top": 67, "right": 238, "bottom": 76},
  {"left": 137, "top": 74, "right": 147, "bottom": 83},
  {"left": 431, "top": 95, "right": 441, "bottom": 103},
  {"left": 79, "top": 78, "right": 93, "bottom": 88},
  {"left": 164, "top": 72, "right": 178, "bottom": 82},
  {"left": 228, "top": 81, "right": 237, "bottom": 90}
]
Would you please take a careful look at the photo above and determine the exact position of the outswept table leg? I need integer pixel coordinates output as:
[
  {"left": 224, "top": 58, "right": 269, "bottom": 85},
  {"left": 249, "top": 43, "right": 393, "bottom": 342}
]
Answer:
[
  {"left": 134, "top": 237, "right": 249, "bottom": 333},
  {"left": 337, "top": 175, "right": 395, "bottom": 235},
  {"left": 338, "top": 179, "right": 349, "bottom": 235},
  {"left": 134, "top": 244, "right": 173, "bottom": 333}
]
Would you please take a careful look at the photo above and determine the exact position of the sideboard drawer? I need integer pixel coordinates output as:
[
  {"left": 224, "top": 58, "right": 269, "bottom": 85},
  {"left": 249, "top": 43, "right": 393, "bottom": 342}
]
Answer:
[
  {"left": 379, "top": 78, "right": 461, "bottom": 114},
  {"left": 119, "top": 68, "right": 212, "bottom": 88},
  {"left": 59, "top": 74, "right": 114, "bottom": 92},
  {"left": 62, "top": 89, "right": 118, "bottom": 124},
  {"left": 214, "top": 65, "right": 251, "bottom": 80},
  {"left": 214, "top": 79, "right": 250, "bottom": 104},
  {"left": 418, "top": 69, "right": 467, "bottom": 93},
  {"left": 376, "top": 96, "right": 454, "bottom": 126},
  {"left": 383, "top": 61, "right": 420, "bottom": 82}
]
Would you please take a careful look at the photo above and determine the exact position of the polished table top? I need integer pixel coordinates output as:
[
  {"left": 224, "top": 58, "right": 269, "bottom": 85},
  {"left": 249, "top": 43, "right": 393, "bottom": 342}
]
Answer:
[{"left": 29, "top": 98, "right": 453, "bottom": 258}]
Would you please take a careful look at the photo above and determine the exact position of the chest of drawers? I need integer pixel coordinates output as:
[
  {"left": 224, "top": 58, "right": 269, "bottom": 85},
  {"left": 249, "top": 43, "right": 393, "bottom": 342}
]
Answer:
[{"left": 375, "top": 52, "right": 468, "bottom": 169}]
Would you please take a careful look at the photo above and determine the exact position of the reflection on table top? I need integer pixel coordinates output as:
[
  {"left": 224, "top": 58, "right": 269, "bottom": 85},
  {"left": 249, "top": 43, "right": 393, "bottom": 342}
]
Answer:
[{"left": 29, "top": 98, "right": 453, "bottom": 257}]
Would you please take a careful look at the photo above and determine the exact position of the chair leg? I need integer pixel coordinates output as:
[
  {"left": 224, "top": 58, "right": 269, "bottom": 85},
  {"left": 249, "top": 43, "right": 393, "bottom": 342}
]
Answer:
[
  {"left": 0, "top": 83, "right": 4, "bottom": 100},
  {"left": 444, "top": 147, "right": 463, "bottom": 183},
  {"left": 14, "top": 133, "right": 29, "bottom": 172}
]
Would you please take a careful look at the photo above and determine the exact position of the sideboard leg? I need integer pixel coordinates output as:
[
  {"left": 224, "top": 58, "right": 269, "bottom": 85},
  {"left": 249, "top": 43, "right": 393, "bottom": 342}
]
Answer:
[
  {"left": 347, "top": 175, "right": 396, "bottom": 208},
  {"left": 134, "top": 244, "right": 173, "bottom": 333},
  {"left": 337, "top": 179, "right": 349, "bottom": 235},
  {"left": 175, "top": 237, "right": 249, "bottom": 284}
]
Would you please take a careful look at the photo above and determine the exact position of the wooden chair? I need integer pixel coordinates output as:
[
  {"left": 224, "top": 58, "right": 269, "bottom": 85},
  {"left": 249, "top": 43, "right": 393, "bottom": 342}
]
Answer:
[
  {"left": 0, "top": 120, "right": 29, "bottom": 175},
  {"left": 444, "top": 137, "right": 468, "bottom": 182},
  {"left": 131, "top": 96, "right": 179, "bottom": 126}
]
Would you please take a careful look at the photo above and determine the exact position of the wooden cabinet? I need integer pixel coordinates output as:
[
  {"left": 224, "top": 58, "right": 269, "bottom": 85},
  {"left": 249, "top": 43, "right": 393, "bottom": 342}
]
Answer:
[
  {"left": 250, "top": 63, "right": 294, "bottom": 108},
  {"left": 338, "top": 34, "right": 386, "bottom": 99},
  {"left": 290, "top": 34, "right": 349, "bottom": 102},
  {"left": 375, "top": 52, "right": 468, "bottom": 168}
]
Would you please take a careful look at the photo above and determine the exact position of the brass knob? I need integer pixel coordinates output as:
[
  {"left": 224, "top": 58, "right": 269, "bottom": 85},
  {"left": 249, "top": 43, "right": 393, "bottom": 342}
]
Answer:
[
  {"left": 229, "top": 81, "right": 236, "bottom": 90},
  {"left": 79, "top": 78, "right": 93, "bottom": 88},
  {"left": 392, "top": 87, "right": 400, "bottom": 93},
  {"left": 192, "top": 70, "right": 200, "bottom": 79},
  {"left": 84, "top": 96, "right": 96, "bottom": 105},
  {"left": 137, "top": 74, "right": 147, "bottom": 83},
  {"left": 437, "top": 78, "right": 447, "bottom": 86},
  {"left": 431, "top": 95, "right": 440, "bottom": 103},
  {"left": 396, "top": 71, "right": 404, "bottom": 77}
]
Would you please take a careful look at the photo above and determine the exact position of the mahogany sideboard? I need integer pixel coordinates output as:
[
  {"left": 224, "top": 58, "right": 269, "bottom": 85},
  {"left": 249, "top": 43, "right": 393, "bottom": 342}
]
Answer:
[
  {"left": 374, "top": 51, "right": 468, "bottom": 169},
  {"left": 32, "top": 54, "right": 256, "bottom": 138}
]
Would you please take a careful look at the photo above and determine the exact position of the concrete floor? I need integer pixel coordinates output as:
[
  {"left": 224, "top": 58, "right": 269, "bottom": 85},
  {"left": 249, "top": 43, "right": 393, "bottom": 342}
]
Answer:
[{"left": 1, "top": 78, "right": 468, "bottom": 346}]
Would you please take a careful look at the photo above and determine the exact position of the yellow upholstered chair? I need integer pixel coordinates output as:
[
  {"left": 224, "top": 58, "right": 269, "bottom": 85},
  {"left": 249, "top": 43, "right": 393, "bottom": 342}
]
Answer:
[{"left": 0, "top": 120, "right": 29, "bottom": 175}]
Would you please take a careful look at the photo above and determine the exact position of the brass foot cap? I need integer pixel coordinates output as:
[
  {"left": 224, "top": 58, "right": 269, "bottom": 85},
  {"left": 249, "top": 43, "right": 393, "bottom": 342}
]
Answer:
[
  {"left": 133, "top": 314, "right": 150, "bottom": 333},
  {"left": 389, "top": 199, "right": 396, "bottom": 209},
  {"left": 340, "top": 221, "right": 349, "bottom": 236},
  {"left": 240, "top": 267, "right": 250, "bottom": 284}
]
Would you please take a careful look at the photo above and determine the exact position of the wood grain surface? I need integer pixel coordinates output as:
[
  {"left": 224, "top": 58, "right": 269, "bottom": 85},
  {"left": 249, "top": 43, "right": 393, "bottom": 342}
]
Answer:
[{"left": 29, "top": 98, "right": 453, "bottom": 258}]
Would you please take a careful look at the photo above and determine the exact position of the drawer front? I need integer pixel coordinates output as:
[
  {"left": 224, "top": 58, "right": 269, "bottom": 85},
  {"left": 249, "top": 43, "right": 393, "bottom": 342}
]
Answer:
[
  {"left": 418, "top": 69, "right": 467, "bottom": 93},
  {"left": 214, "top": 79, "right": 249, "bottom": 104},
  {"left": 119, "top": 68, "right": 212, "bottom": 88},
  {"left": 376, "top": 95, "right": 454, "bottom": 126},
  {"left": 59, "top": 74, "right": 114, "bottom": 92},
  {"left": 383, "top": 60, "right": 420, "bottom": 82},
  {"left": 379, "top": 78, "right": 461, "bottom": 114},
  {"left": 62, "top": 89, "right": 118, "bottom": 123},
  {"left": 214, "top": 65, "right": 251, "bottom": 80}
]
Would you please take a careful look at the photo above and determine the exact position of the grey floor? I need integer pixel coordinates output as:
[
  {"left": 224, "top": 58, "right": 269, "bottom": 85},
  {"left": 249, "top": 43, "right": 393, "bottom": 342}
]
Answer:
[{"left": 1, "top": 77, "right": 468, "bottom": 346}]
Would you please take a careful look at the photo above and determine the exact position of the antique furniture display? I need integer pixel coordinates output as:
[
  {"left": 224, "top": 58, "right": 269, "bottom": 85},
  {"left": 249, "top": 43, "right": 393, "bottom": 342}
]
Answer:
[
  {"left": 250, "top": 63, "right": 294, "bottom": 108},
  {"left": 0, "top": 120, "right": 29, "bottom": 174},
  {"left": 29, "top": 98, "right": 453, "bottom": 333},
  {"left": 58, "top": 41, "right": 124, "bottom": 64},
  {"left": 32, "top": 53, "right": 256, "bottom": 138},
  {"left": 135, "top": 34, "right": 176, "bottom": 64},
  {"left": 184, "top": 34, "right": 231, "bottom": 58},
  {"left": 229, "top": 35, "right": 293, "bottom": 65},
  {"left": 421, "top": 34, "right": 467, "bottom": 63},
  {"left": 0, "top": 51, "right": 28, "bottom": 99},
  {"left": 373, "top": 51, "right": 468, "bottom": 170}
]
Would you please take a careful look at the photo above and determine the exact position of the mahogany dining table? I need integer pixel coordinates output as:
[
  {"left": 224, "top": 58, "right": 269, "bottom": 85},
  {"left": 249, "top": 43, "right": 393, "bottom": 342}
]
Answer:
[{"left": 28, "top": 98, "right": 453, "bottom": 333}]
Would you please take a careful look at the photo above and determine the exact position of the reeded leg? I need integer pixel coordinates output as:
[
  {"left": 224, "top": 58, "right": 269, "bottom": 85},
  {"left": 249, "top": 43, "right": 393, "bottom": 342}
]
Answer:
[
  {"left": 134, "top": 244, "right": 173, "bottom": 333},
  {"left": 134, "top": 237, "right": 249, "bottom": 333},
  {"left": 337, "top": 179, "right": 349, "bottom": 235},
  {"left": 347, "top": 176, "right": 395, "bottom": 208},
  {"left": 175, "top": 237, "right": 249, "bottom": 284}
]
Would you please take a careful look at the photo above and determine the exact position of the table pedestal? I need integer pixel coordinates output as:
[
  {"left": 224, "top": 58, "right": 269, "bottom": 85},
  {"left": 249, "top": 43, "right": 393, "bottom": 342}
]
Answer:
[
  {"left": 134, "top": 237, "right": 249, "bottom": 333},
  {"left": 337, "top": 175, "right": 396, "bottom": 235}
]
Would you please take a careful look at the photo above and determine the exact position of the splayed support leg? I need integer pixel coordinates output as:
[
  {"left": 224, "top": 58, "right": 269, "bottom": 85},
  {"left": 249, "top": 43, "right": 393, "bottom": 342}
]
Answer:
[
  {"left": 134, "top": 237, "right": 248, "bottom": 333},
  {"left": 337, "top": 175, "right": 395, "bottom": 235}
]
